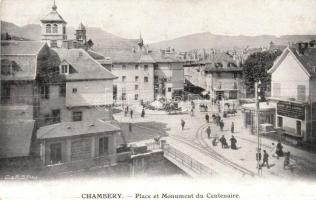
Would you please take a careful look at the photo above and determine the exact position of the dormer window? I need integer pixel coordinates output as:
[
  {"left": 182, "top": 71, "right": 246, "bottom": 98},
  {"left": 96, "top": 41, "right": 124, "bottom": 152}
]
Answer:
[
  {"left": 60, "top": 64, "right": 69, "bottom": 74},
  {"left": 46, "top": 24, "right": 51, "bottom": 33},
  {"left": 52, "top": 24, "right": 58, "bottom": 33}
]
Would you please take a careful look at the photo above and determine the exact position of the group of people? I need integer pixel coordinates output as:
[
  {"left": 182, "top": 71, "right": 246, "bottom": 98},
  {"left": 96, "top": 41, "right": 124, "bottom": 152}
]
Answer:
[
  {"left": 257, "top": 141, "right": 291, "bottom": 169},
  {"left": 123, "top": 105, "right": 146, "bottom": 118}
]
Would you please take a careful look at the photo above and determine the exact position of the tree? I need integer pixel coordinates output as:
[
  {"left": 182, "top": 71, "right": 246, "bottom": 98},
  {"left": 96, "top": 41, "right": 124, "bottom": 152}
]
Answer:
[{"left": 242, "top": 50, "right": 282, "bottom": 99}]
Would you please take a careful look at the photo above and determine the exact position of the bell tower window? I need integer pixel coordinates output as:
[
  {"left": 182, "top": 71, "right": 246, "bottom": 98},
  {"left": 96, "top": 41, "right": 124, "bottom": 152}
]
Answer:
[
  {"left": 52, "top": 24, "right": 58, "bottom": 33},
  {"left": 46, "top": 24, "right": 51, "bottom": 33}
]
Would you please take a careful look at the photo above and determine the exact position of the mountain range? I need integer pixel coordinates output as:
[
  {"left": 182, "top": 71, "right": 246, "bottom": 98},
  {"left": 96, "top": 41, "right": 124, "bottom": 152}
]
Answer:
[{"left": 2, "top": 21, "right": 316, "bottom": 52}]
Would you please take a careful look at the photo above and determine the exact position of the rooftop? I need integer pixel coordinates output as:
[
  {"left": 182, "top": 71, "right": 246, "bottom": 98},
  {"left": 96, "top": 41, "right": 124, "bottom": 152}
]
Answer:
[
  {"left": 37, "top": 120, "right": 120, "bottom": 139},
  {"left": 53, "top": 48, "right": 117, "bottom": 80}
]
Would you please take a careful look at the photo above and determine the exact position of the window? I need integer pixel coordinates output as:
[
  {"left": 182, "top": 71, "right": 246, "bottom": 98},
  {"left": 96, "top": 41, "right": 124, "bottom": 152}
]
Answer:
[
  {"left": 63, "top": 26, "right": 66, "bottom": 34},
  {"left": 168, "top": 87, "right": 172, "bottom": 92},
  {"left": 50, "top": 40, "right": 57, "bottom": 48},
  {"left": 144, "top": 76, "right": 148, "bottom": 83},
  {"left": 113, "top": 85, "right": 117, "bottom": 100},
  {"left": 121, "top": 88, "right": 126, "bottom": 100},
  {"left": 60, "top": 65, "right": 68, "bottom": 74},
  {"left": 135, "top": 85, "right": 139, "bottom": 90},
  {"left": 154, "top": 64, "right": 158, "bottom": 70},
  {"left": 122, "top": 76, "right": 126, "bottom": 82},
  {"left": 72, "top": 111, "right": 82, "bottom": 121},
  {"left": 50, "top": 143, "right": 62, "bottom": 164},
  {"left": 99, "top": 137, "right": 109, "bottom": 156},
  {"left": 59, "top": 85, "right": 66, "bottom": 97},
  {"left": 46, "top": 24, "right": 51, "bottom": 33},
  {"left": 52, "top": 24, "right": 58, "bottom": 33},
  {"left": 1, "top": 63, "right": 12, "bottom": 75},
  {"left": 154, "top": 76, "right": 158, "bottom": 83},
  {"left": 135, "top": 76, "right": 139, "bottom": 82},
  {"left": 44, "top": 114, "right": 50, "bottom": 123},
  {"left": 233, "top": 72, "right": 238, "bottom": 79},
  {"left": 216, "top": 72, "right": 221, "bottom": 77},
  {"left": 296, "top": 121, "right": 302, "bottom": 135},
  {"left": 40, "top": 85, "right": 49, "bottom": 99},
  {"left": 135, "top": 65, "right": 139, "bottom": 70},
  {"left": 277, "top": 116, "right": 283, "bottom": 128},
  {"left": 273, "top": 83, "right": 281, "bottom": 98},
  {"left": 297, "top": 85, "right": 306, "bottom": 102},
  {"left": 144, "top": 65, "right": 148, "bottom": 71},
  {"left": 72, "top": 88, "right": 77, "bottom": 93},
  {"left": 1, "top": 83, "right": 10, "bottom": 102},
  {"left": 52, "top": 109, "right": 61, "bottom": 123},
  {"left": 229, "top": 91, "right": 238, "bottom": 99},
  {"left": 122, "top": 65, "right": 127, "bottom": 70},
  {"left": 134, "top": 94, "right": 139, "bottom": 100}
]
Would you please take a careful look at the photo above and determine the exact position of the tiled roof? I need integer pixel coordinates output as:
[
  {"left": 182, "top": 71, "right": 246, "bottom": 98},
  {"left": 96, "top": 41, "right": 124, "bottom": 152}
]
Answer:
[
  {"left": 0, "top": 120, "right": 35, "bottom": 158},
  {"left": 1, "top": 41, "right": 45, "bottom": 55},
  {"left": 40, "top": 10, "right": 66, "bottom": 23},
  {"left": 37, "top": 120, "right": 120, "bottom": 139},
  {"left": 150, "top": 50, "right": 183, "bottom": 63},
  {"left": 103, "top": 49, "right": 154, "bottom": 63},
  {"left": 53, "top": 48, "right": 117, "bottom": 80},
  {"left": 0, "top": 41, "right": 46, "bottom": 80},
  {"left": 289, "top": 47, "right": 316, "bottom": 77}
]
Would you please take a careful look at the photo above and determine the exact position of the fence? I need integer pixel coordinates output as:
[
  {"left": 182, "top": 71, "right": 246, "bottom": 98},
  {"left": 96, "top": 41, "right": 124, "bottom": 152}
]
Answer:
[{"left": 163, "top": 144, "right": 215, "bottom": 176}]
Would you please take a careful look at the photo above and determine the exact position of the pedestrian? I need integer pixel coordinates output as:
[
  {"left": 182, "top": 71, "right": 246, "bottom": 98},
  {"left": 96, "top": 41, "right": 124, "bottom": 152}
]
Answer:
[
  {"left": 141, "top": 108, "right": 145, "bottom": 118},
  {"left": 231, "top": 122, "right": 234, "bottom": 133},
  {"left": 124, "top": 107, "right": 128, "bottom": 117},
  {"left": 126, "top": 105, "right": 129, "bottom": 112},
  {"left": 129, "top": 123, "right": 132, "bottom": 132},
  {"left": 206, "top": 126, "right": 211, "bottom": 139},
  {"left": 205, "top": 113, "right": 210, "bottom": 123},
  {"left": 270, "top": 143, "right": 278, "bottom": 159},
  {"left": 130, "top": 109, "right": 133, "bottom": 118},
  {"left": 220, "top": 120, "right": 224, "bottom": 131},
  {"left": 219, "top": 135, "right": 228, "bottom": 148},
  {"left": 276, "top": 140, "right": 284, "bottom": 157},
  {"left": 284, "top": 151, "right": 291, "bottom": 169},
  {"left": 261, "top": 150, "right": 270, "bottom": 168},
  {"left": 212, "top": 135, "right": 218, "bottom": 146},
  {"left": 205, "top": 105, "right": 208, "bottom": 112},
  {"left": 230, "top": 135, "right": 237, "bottom": 150},
  {"left": 181, "top": 119, "right": 185, "bottom": 131},
  {"left": 190, "top": 108, "right": 194, "bottom": 116}
]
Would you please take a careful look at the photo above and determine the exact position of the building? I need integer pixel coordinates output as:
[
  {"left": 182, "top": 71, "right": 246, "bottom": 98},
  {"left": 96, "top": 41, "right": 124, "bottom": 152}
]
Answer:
[
  {"left": 40, "top": 1, "right": 67, "bottom": 48},
  {"left": 37, "top": 120, "right": 120, "bottom": 167},
  {"left": 151, "top": 49, "right": 185, "bottom": 100},
  {"left": 0, "top": 41, "right": 47, "bottom": 159},
  {"left": 184, "top": 52, "right": 244, "bottom": 106},
  {"left": 267, "top": 42, "right": 316, "bottom": 144}
]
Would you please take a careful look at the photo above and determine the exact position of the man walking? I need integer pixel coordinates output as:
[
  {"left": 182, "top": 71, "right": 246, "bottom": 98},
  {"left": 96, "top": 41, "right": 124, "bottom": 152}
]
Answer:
[
  {"left": 220, "top": 120, "right": 224, "bottom": 131},
  {"left": 231, "top": 122, "right": 234, "bottom": 133},
  {"left": 181, "top": 119, "right": 185, "bottom": 131},
  {"left": 206, "top": 126, "right": 211, "bottom": 139},
  {"left": 205, "top": 113, "right": 210, "bottom": 123},
  {"left": 261, "top": 150, "right": 270, "bottom": 169},
  {"left": 130, "top": 109, "right": 133, "bottom": 118}
]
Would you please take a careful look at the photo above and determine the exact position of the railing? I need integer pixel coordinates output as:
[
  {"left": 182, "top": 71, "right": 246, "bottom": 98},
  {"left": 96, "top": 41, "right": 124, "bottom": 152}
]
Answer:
[
  {"left": 163, "top": 144, "right": 214, "bottom": 176},
  {"left": 145, "top": 142, "right": 162, "bottom": 151}
]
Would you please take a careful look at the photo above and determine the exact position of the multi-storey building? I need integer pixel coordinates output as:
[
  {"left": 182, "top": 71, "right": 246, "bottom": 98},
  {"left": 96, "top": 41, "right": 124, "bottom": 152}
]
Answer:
[{"left": 268, "top": 42, "right": 316, "bottom": 144}]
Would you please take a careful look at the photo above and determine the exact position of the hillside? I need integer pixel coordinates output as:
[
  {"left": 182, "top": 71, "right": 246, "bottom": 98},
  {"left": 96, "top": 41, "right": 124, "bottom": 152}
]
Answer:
[
  {"left": 149, "top": 32, "right": 316, "bottom": 51},
  {"left": 1, "top": 21, "right": 138, "bottom": 50}
]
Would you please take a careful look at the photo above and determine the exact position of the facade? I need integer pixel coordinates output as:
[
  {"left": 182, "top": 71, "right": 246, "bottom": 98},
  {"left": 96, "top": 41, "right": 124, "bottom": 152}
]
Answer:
[
  {"left": 151, "top": 49, "right": 185, "bottom": 100},
  {"left": 0, "top": 41, "right": 47, "bottom": 159},
  {"left": 268, "top": 43, "right": 316, "bottom": 144},
  {"left": 37, "top": 121, "right": 120, "bottom": 166},
  {"left": 40, "top": 1, "right": 67, "bottom": 48}
]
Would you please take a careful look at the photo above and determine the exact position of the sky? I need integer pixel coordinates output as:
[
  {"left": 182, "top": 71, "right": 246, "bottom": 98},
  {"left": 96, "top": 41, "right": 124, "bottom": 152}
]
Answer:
[{"left": 1, "top": 0, "right": 316, "bottom": 43}]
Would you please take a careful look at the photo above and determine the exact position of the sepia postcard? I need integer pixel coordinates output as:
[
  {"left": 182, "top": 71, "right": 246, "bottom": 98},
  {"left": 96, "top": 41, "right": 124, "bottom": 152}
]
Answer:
[{"left": 0, "top": 0, "right": 316, "bottom": 199}]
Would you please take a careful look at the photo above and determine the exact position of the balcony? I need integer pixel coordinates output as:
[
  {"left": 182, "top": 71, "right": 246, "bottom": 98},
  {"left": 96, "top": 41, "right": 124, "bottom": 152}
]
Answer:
[{"left": 214, "top": 82, "right": 238, "bottom": 91}]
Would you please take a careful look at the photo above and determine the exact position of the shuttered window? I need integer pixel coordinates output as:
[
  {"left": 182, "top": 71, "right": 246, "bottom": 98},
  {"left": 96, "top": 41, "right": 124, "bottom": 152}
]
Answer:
[{"left": 297, "top": 85, "right": 306, "bottom": 102}]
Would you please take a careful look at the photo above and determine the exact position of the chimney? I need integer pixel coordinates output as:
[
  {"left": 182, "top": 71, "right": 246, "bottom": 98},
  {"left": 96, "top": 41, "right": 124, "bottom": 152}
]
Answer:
[{"left": 297, "top": 42, "right": 308, "bottom": 55}]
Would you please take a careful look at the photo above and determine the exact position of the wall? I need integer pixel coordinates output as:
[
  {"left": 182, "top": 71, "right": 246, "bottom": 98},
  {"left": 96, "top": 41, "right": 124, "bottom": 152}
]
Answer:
[
  {"left": 112, "top": 63, "right": 154, "bottom": 104},
  {"left": 41, "top": 23, "right": 67, "bottom": 47},
  {"left": 43, "top": 132, "right": 117, "bottom": 166},
  {"left": 271, "top": 52, "right": 310, "bottom": 101}
]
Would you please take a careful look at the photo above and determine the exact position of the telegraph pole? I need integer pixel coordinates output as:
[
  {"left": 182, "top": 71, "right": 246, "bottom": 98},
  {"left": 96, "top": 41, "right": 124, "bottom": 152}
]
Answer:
[{"left": 255, "top": 81, "right": 262, "bottom": 175}]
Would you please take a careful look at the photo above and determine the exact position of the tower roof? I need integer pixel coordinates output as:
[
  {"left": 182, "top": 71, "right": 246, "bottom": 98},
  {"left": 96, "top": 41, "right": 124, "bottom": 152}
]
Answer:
[
  {"left": 40, "top": 0, "right": 66, "bottom": 23},
  {"left": 77, "top": 22, "right": 86, "bottom": 31}
]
